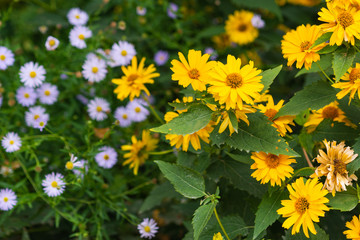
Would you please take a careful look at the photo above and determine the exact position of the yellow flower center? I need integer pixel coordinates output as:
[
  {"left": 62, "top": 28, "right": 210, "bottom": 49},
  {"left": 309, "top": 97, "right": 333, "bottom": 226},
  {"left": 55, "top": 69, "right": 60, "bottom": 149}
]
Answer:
[
  {"left": 92, "top": 67, "right": 99, "bottom": 73},
  {"left": 29, "top": 71, "right": 37, "bottom": 78},
  {"left": 333, "top": 159, "right": 347, "bottom": 175},
  {"left": 349, "top": 68, "right": 360, "bottom": 83},
  {"left": 49, "top": 39, "right": 56, "bottom": 46},
  {"left": 34, "top": 114, "right": 40, "bottom": 120},
  {"left": 3, "top": 197, "right": 8, "bottom": 202},
  {"left": 338, "top": 12, "right": 354, "bottom": 28},
  {"left": 51, "top": 181, "right": 58, "bottom": 188},
  {"left": 39, "top": 121, "right": 45, "bottom": 127},
  {"left": 104, "top": 154, "right": 109, "bottom": 160},
  {"left": 264, "top": 108, "right": 278, "bottom": 120},
  {"left": 127, "top": 74, "right": 139, "bottom": 86},
  {"left": 121, "top": 50, "right": 127, "bottom": 56},
  {"left": 300, "top": 41, "right": 311, "bottom": 51},
  {"left": 9, "top": 140, "right": 14, "bottom": 145},
  {"left": 66, "top": 161, "right": 74, "bottom": 170},
  {"left": 238, "top": 24, "right": 247, "bottom": 32},
  {"left": 75, "top": 14, "right": 80, "bottom": 19},
  {"left": 135, "top": 107, "right": 141, "bottom": 113},
  {"left": 78, "top": 34, "right": 85, "bottom": 40},
  {"left": 24, "top": 93, "right": 30, "bottom": 98},
  {"left": 322, "top": 106, "right": 339, "bottom": 120},
  {"left": 0, "top": 55, "right": 5, "bottom": 61},
  {"left": 44, "top": 90, "right": 51, "bottom": 96},
  {"left": 226, "top": 73, "right": 243, "bottom": 88},
  {"left": 122, "top": 114, "right": 128, "bottom": 119},
  {"left": 265, "top": 154, "right": 280, "bottom": 168},
  {"left": 188, "top": 69, "right": 200, "bottom": 79},
  {"left": 96, "top": 106, "right": 102, "bottom": 112},
  {"left": 295, "top": 197, "right": 309, "bottom": 214},
  {"left": 144, "top": 226, "right": 151, "bottom": 233}
]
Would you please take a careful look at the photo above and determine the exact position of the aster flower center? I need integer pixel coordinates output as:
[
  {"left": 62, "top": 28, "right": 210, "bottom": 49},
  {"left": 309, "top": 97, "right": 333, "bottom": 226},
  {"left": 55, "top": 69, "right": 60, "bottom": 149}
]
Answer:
[
  {"left": 127, "top": 74, "right": 139, "bottom": 85},
  {"left": 322, "top": 106, "right": 339, "bottom": 119},
  {"left": 3, "top": 197, "right": 8, "bottom": 202},
  {"left": 44, "top": 90, "right": 51, "bottom": 96},
  {"left": 9, "top": 140, "right": 14, "bottom": 145},
  {"left": 78, "top": 34, "right": 85, "bottom": 40},
  {"left": 75, "top": 14, "right": 80, "bottom": 19},
  {"left": 226, "top": 73, "right": 243, "bottom": 88},
  {"left": 333, "top": 159, "right": 347, "bottom": 175},
  {"left": 135, "top": 107, "right": 141, "bottom": 113},
  {"left": 49, "top": 39, "right": 56, "bottom": 46},
  {"left": 0, "top": 55, "right": 5, "bottom": 61},
  {"left": 66, "top": 161, "right": 74, "bottom": 170},
  {"left": 96, "top": 106, "right": 102, "bottom": 112},
  {"left": 29, "top": 71, "right": 37, "bottom": 78},
  {"left": 338, "top": 12, "right": 354, "bottom": 28},
  {"left": 265, "top": 154, "right": 280, "bottom": 168},
  {"left": 264, "top": 108, "right": 278, "bottom": 120},
  {"left": 92, "top": 67, "right": 99, "bottom": 73},
  {"left": 51, "top": 181, "right": 58, "bottom": 188},
  {"left": 295, "top": 197, "right": 309, "bottom": 214},
  {"left": 122, "top": 114, "right": 128, "bottom": 119},
  {"left": 188, "top": 69, "right": 200, "bottom": 79},
  {"left": 121, "top": 50, "right": 127, "bottom": 56},
  {"left": 39, "top": 121, "right": 45, "bottom": 127},
  {"left": 34, "top": 114, "right": 40, "bottom": 120},
  {"left": 104, "top": 154, "right": 109, "bottom": 160},
  {"left": 238, "top": 24, "right": 247, "bottom": 32},
  {"left": 300, "top": 41, "right": 312, "bottom": 51},
  {"left": 24, "top": 93, "right": 30, "bottom": 98},
  {"left": 349, "top": 68, "right": 360, "bottom": 82},
  {"left": 144, "top": 226, "right": 151, "bottom": 233}
]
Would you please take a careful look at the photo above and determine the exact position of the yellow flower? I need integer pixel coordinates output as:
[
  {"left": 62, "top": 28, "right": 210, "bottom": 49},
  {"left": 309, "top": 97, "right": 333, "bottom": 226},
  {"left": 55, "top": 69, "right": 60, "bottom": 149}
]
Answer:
[
  {"left": 311, "top": 140, "right": 358, "bottom": 196},
  {"left": 213, "top": 232, "right": 224, "bottom": 240},
  {"left": 171, "top": 50, "right": 216, "bottom": 91},
  {"left": 344, "top": 215, "right": 360, "bottom": 239},
  {"left": 250, "top": 152, "right": 296, "bottom": 186},
  {"left": 318, "top": 3, "right": 360, "bottom": 45},
  {"left": 208, "top": 55, "right": 263, "bottom": 110},
  {"left": 304, "top": 101, "right": 355, "bottom": 132},
  {"left": 281, "top": 24, "right": 326, "bottom": 70},
  {"left": 164, "top": 111, "right": 214, "bottom": 152},
  {"left": 122, "top": 130, "right": 159, "bottom": 175},
  {"left": 257, "top": 95, "right": 295, "bottom": 137},
  {"left": 332, "top": 63, "right": 360, "bottom": 103},
  {"left": 287, "top": 0, "right": 321, "bottom": 7},
  {"left": 277, "top": 177, "right": 330, "bottom": 238},
  {"left": 112, "top": 57, "right": 159, "bottom": 101},
  {"left": 225, "top": 10, "right": 259, "bottom": 45}
]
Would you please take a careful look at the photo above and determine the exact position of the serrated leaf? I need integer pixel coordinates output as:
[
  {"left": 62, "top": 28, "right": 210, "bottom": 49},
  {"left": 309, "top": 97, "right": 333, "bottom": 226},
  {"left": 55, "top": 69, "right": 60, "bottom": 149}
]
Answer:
[
  {"left": 347, "top": 138, "right": 360, "bottom": 174},
  {"left": 312, "top": 119, "right": 359, "bottom": 142},
  {"left": 209, "top": 123, "right": 227, "bottom": 147},
  {"left": 253, "top": 190, "right": 287, "bottom": 239},
  {"left": 231, "top": 0, "right": 282, "bottom": 20},
  {"left": 225, "top": 113, "right": 300, "bottom": 156},
  {"left": 327, "top": 186, "right": 359, "bottom": 212},
  {"left": 192, "top": 202, "right": 216, "bottom": 240},
  {"left": 151, "top": 104, "right": 213, "bottom": 135},
  {"left": 276, "top": 81, "right": 337, "bottom": 117},
  {"left": 333, "top": 47, "right": 356, "bottom": 82},
  {"left": 228, "top": 110, "right": 238, "bottom": 133},
  {"left": 285, "top": 224, "right": 329, "bottom": 240},
  {"left": 260, "top": 65, "right": 282, "bottom": 93},
  {"left": 295, "top": 54, "right": 332, "bottom": 78},
  {"left": 155, "top": 161, "right": 205, "bottom": 199}
]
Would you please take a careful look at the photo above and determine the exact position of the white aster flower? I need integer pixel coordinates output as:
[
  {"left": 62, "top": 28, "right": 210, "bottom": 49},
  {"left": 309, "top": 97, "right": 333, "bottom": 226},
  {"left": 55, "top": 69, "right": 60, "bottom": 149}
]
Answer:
[
  {"left": 33, "top": 116, "right": 48, "bottom": 131},
  {"left": 42, "top": 172, "right": 66, "bottom": 197},
  {"left": 0, "top": 188, "right": 17, "bottom": 211},
  {"left": 127, "top": 99, "right": 149, "bottom": 122},
  {"left": 72, "top": 159, "right": 88, "bottom": 176},
  {"left": 82, "top": 57, "right": 108, "bottom": 83},
  {"left": 138, "top": 218, "right": 159, "bottom": 239},
  {"left": 251, "top": 14, "right": 265, "bottom": 29},
  {"left": 87, "top": 97, "right": 110, "bottom": 121},
  {"left": 0, "top": 96, "right": 2, "bottom": 108},
  {"left": 86, "top": 49, "right": 109, "bottom": 62},
  {"left": 69, "top": 26, "right": 92, "bottom": 49},
  {"left": 65, "top": 153, "right": 78, "bottom": 170},
  {"left": 45, "top": 36, "right": 60, "bottom": 51},
  {"left": 0, "top": 46, "right": 15, "bottom": 70},
  {"left": 16, "top": 86, "right": 37, "bottom": 107},
  {"left": 95, "top": 146, "right": 118, "bottom": 169},
  {"left": 0, "top": 166, "right": 13, "bottom": 177},
  {"left": 109, "top": 41, "right": 136, "bottom": 67},
  {"left": 136, "top": 6, "right": 147, "bottom": 16},
  {"left": 19, "top": 62, "right": 46, "bottom": 87},
  {"left": 67, "top": 8, "right": 89, "bottom": 26},
  {"left": 1, "top": 132, "right": 21, "bottom": 153},
  {"left": 37, "top": 83, "right": 59, "bottom": 105},
  {"left": 114, "top": 106, "right": 132, "bottom": 127},
  {"left": 25, "top": 106, "right": 49, "bottom": 128}
]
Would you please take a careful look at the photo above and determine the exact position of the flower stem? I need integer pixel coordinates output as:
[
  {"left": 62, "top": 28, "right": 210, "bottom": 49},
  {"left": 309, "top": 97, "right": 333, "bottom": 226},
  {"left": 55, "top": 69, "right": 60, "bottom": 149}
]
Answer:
[
  {"left": 302, "top": 147, "right": 314, "bottom": 168},
  {"left": 148, "top": 149, "right": 174, "bottom": 155},
  {"left": 316, "top": 62, "right": 334, "bottom": 84},
  {"left": 144, "top": 98, "right": 165, "bottom": 124},
  {"left": 213, "top": 207, "right": 231, "bottom": 240}
]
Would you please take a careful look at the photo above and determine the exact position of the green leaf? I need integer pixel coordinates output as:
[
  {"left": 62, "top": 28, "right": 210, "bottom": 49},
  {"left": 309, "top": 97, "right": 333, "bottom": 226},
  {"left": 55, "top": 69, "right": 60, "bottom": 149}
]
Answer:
[
  {"left": 231, "top": 0, "right": 282, "bottom": 20},
  {"left": 295, "top": 54, "right": 332, "bottom": 77},
  {"left": 327, "top": 186, "right": 359, "bottom": 212},
  {"left": 155, "top": 161, "right": 206, "bottom": 199},
  {"left": 168, "top": 101, "right": 194, "bottom": 111},
  {"left": 192, "top": 202, "right": 216, "bottom": 240},
  {"left": 347, "top": 138, "right": 360, "bottom": 174},
  {"left": 260, "top": 65, "right": 282, "bottom": 93},
  {"left": 225, "top": 151, "right": 253, "bottom": 165},
  {"left": 285, "top": 224, "right": 329, "bottom": 240},
  {"left": 312, "top": 119, "right": 359, "bottom": 142},
  {"left": 317, "top": 45, "right": 338, "bottom": 54},
  {"left": 333, "top": 47, "right": 356, "bottom": 82},
  {"left": 151, "top": 104, "right": 213, "bottom": 135},
  {"left": 225, "top": 113, "right": 300, "bottom": 157},
  {"left": 199, "top": 215, "right": 248, "bottom": 239},
  {"left": 276, "top": 81, "right": 337, "bottom": 117},
  {"left": 228, "top": 110, "right": 238, "bottom": 133},
  {"left": 310, "top": 32, "right": 332, "bottom": 49},
  {"left": 291, "top": 167, "right": 315, "bottom": 178},
  {"left": 298, "top": 131, "right": 314, "bottom": 155},
  {"left": 253, "top": 190, "right": 287, "bottom": 239},
  {"left": 209, "top": 123, "right": 228, "bottom": 147},
  {"left": 196, "top": 26, "right": 224, "bottom": 39}
]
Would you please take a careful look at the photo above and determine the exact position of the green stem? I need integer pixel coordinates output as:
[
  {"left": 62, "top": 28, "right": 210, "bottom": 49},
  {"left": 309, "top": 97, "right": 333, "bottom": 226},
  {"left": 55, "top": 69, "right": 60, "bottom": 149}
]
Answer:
[
  {"left": 111, "top": 180, "right": 153, "bottom": 199},
  {"left": 213, "top": 207, "right": 230, "bottom": 240},
  {"left": 354, "top": 45, "right": 360, "bottom": 53},
  {"left": 144, "top": 98, "right": 165, "bottom": 124},
  {"left": 148, "top": 149, "right": 174, "bottom": 155},
  {"left": 316, "top": 62, "right": 334, "bottom": 84}
]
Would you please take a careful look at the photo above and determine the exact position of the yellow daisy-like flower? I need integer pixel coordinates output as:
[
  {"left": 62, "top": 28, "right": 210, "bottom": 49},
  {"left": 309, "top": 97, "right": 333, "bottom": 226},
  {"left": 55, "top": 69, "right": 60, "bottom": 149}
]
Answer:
[
  {"left": 281, "top": 24, "right": 326, "bottom": 70},
  {"left": 311, "top": 140, "right": 358, "bottom": 196},
  {"left": 171, "top": 49, "right": 216, "bottom": 92},
  {"left": 318, "top": 3, "right": 360, "bottom": 45},
  {"left": 225, "top": 10, "right": 258, "bottom": 45},
  {"left": 112, "top": 57, "right": 160, "bottom": 101},
  {"left": 277, "top": 177, "right": 330, "bottom": 238},
  {"left": 122, "top": 130, "right": 159, "bottom": 175},
  {"left": 250, "top": 152, "right": 296, "bottom": 186},
  {"left": 213, "top": 232, "right": 224, "bottom": 240},
  {"left": 164, "top": 111, "right": 214, "bottom": 152},
  {"left": 304, "top": 101, "right": 355, "bottom": 132},
  {"left": 344, "top": 215, "right": 360, "bottom": 239},
  {"left": 332, "top": 63, "right": 360, "bottom": 103},
  {"left": 257, "top": 95, "right": 295, "bottom": 137},
  {"left": 208, "top": 55, "right": 263, "bottom": 110}
]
